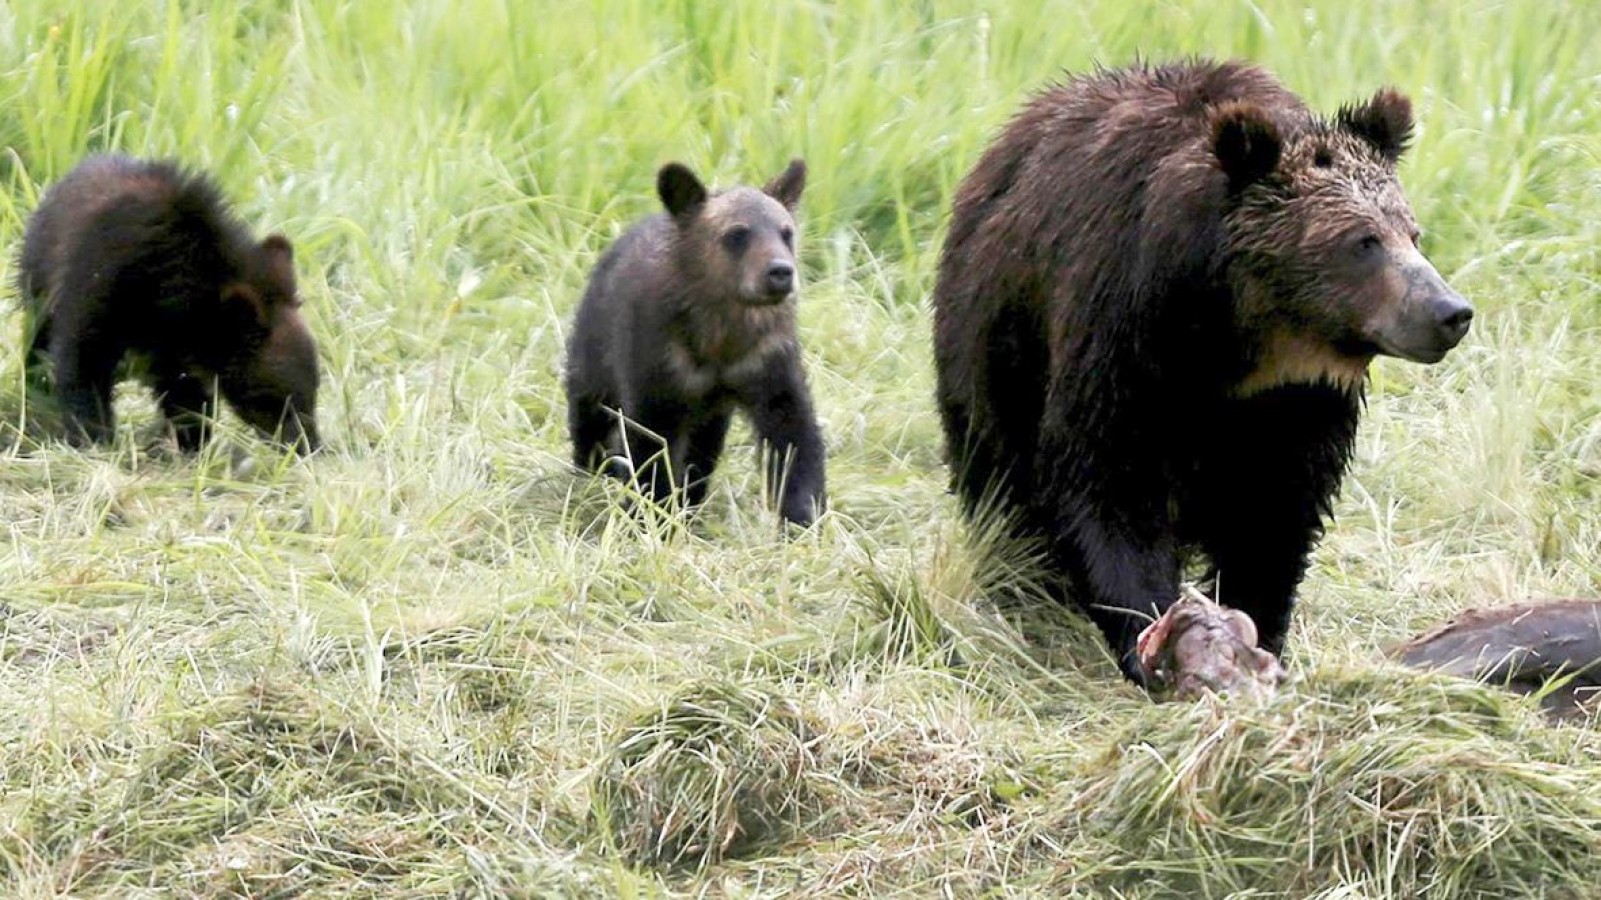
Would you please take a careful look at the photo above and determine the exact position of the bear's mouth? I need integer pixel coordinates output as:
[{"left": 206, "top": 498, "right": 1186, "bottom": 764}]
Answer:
[
  {"left": 739, "top": 290, "right": 794, "bottom": 308},
  {"left": 1373, "top": 336, "right": 1453, "bottom": 365}
]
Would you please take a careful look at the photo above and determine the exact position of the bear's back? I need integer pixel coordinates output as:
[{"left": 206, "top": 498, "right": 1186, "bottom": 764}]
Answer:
[
  {"left": 941, "top": 59, "right": 1311, "bottom": 326},
  {"left": 21, "top": 156, "right": 234, "bottom": 303}
]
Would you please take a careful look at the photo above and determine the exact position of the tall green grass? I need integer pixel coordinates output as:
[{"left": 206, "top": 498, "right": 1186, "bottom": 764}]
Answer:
[{"left": 1, "top": 0, "right": 1597, "bottom": 896}]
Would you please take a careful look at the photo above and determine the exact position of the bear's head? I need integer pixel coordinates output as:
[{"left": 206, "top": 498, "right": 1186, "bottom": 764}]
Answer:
[
  {"left": 1213, "top": 91, "right": 1472, "bottom": 394},
  {"left": 657, "top": 159, "right": 806, "bottom": 307},
  {"left": 218, "top": 233, "right": 321, "bottom": 453}
]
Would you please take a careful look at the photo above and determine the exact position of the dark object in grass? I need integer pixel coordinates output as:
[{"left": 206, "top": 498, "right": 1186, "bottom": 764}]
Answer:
[
  {"left": 564, "top": 160, "right": 825, "bottom": 527},
  {"left": 18, "top": 154, "right": 320, "bottom": 453},
  {"left": 1394, "top": 599, "right": 1601, "bottom": 720},
  {"left": 1136, "top": 587, "right": 1287, "bottom": 701}
]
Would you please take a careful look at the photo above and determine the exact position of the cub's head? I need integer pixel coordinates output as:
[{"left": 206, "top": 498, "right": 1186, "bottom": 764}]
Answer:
[
  {"left": 1213, "top": 91, "right": 1472, "bottom": 394},
  {"left": 219, "top": 233, "right": 321, "bottom": 453},
  {"left": 657, "top": 159, "right": 806, "bottom": 306}
]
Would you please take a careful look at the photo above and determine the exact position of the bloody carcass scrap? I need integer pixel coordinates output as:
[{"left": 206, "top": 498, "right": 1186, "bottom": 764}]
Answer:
[{"left": 1135, "top": 587, "right": 1288, "bottom": 701}]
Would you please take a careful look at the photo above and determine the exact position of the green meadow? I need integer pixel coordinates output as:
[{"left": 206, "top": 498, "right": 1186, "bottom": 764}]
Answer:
[{"left": 1, "top": 1, "right": 1597, "bottom": 896}]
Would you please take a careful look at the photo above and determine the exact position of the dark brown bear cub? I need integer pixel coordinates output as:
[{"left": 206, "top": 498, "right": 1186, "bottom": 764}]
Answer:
[
  {"left": 565, "top": 160, "right": 826, "bottom": 527},
  {"left": 19, "top": 154, "right": 320, "bottom": 453},
  {"left": 933, "top": 60, "right": 1471, "bottom": 683}
]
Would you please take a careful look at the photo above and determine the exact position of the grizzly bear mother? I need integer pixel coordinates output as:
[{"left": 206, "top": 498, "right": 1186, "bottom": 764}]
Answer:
[{"left": 933, "top": 59, "right": 1472, "bottom": 682}]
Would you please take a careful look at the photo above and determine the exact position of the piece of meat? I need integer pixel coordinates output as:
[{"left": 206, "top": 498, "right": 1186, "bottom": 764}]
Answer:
[
  {"left": 1135, "top": 587, "right": 1287, "bottom": 701},
  {"left": 1393, "top": 599, "right": 1601, "bottom": 720}
]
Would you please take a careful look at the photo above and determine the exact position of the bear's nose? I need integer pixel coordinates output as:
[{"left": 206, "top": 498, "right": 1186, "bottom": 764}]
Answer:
[
  {"left": 1433, "top": 293, "right": 1474, "bottom": 347},
  {"left": 765, "top": 261, "right": 794, "bottom": 295}
]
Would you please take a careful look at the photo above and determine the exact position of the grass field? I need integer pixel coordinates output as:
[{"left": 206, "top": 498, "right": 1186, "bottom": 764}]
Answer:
[{"left": 1, "top": 1, "right": 1598, "bottom": 896}]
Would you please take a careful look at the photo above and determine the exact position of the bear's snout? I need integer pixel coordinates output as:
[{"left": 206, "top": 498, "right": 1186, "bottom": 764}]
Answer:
[
  {"left": 764, "top": 260, "right": 795, "bottom": 297},
  {"left": 1377, "top": 259, "right": 1473, "bottom": 363},
  {"left": 1431, "top": 290, "right": 1474, "bottom": 347}
]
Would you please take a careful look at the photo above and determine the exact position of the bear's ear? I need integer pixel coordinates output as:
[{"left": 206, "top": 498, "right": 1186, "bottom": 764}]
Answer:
[
  {"left": 262, "top": 233, "right": 294, "bottom": 264},
  {"left": 261, "top": 233, "right": 297, "bottom": 294},
  {"left": 1211, "top": 101, "right": 1282, "bottom": 190},
  {"left": 1337, "top": 88, "right": 1413, "bottom": 163},
  {"left": 657, "top": 163, "right": 708, "bottom": 219},
  {"left": 222, "top": 282, "right": 270, "bottom": 330},
  {"left": 763, "top": 158, "right": 807, "bottom": 210}
]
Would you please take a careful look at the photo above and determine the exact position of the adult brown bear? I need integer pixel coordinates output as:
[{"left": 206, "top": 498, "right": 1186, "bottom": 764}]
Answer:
[{"left": 932, "top": 60, "right": 1472, "bottom": 682}]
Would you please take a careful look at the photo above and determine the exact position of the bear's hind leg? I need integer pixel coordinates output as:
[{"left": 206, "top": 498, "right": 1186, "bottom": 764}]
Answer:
[
  {"left": 938, "top": 305, "right": 1046, "bottom": 519},
  {"left": 23, "top": 311, "right": 52, "bottom": 394}
]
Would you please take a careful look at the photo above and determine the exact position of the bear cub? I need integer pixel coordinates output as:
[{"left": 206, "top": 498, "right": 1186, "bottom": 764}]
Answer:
[
  {"left": 19, "top": 154, "right": 320, "bottom": 453},
  {"left": 566, "top": 159, "right": 826, "bottom": 527}
]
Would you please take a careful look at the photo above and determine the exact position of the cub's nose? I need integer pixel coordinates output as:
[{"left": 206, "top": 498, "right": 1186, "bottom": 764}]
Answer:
[{"left": 764, "top": 261, "right": 795, "bottom": 296}]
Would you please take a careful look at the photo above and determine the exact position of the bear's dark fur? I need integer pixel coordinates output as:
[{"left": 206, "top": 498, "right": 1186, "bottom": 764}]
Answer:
[
  {"left": 933, "top": 59, "right": 1472, "bottom": 681},
  {"left": 565, "top": 160, "right": 826, "bottom": 526},
  {"left": 18, "top": 154, "right": 320, "bottom": 453}
]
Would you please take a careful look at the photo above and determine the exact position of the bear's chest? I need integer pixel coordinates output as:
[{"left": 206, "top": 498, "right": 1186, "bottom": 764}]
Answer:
[{"left": 661, "top": 331, "right": 792, "bottom": 399}]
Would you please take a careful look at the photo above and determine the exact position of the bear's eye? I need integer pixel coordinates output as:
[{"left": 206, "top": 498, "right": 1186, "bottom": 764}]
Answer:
[
  {"left": 722, "top": 225, "right": 751, "bottom": 253},
  {"left": 1355, "top": 234, "right": 1383, "bottom": 256},
  {"left": 1409, "top": 229, "right": 1423, "bottom": 248},
  {"left": 779, "top": 226, "right": 795, "bottom": 248}
]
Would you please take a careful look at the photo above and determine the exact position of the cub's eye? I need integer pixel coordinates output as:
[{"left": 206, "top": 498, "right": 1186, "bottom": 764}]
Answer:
[
  {"left": 722, "top": 225, "right": 751, "bottom": 253},
  {"left": 779, "top": 226, "right": 795, "bottom": 248},
  {"left": 1409, "top": 229, "right": 1423, "bottom": 248},
  {"left": 1355, "top": 233, "right": 1383, "bottom": 256}
]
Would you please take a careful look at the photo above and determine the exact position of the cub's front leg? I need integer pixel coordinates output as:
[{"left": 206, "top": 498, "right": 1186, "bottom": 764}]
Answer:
[{"left": 738, "top": 356, "right": 826, "bottom": 527}]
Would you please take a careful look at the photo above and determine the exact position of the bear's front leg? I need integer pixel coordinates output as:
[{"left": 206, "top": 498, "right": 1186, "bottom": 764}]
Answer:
[
  {"left": 1195, "top": 386, "right": 1363, "bottom": 655},
  {"left": 154, "top": 370, "right": 218, "bottom": 453},
  {"left": 739, "top": 362, "right": 826, "bottom": 528},
  {"left": 1198, "top": 472, "right": 1335, "bottom": 656},
  {"left": 681, "top": 411, "right": 733, "bottom": 508},
  {"left": 1052, "top": 513, "right": 1184, "bottom": 684},
  {"left": 50, "top": 335, "right": 119, "bottom": 446},
  {"left": 1207, "top": 547, "right": 1306, "bottom": 656},
  {"left": 617, "top": 393, "right": 691, "bottom": 510},
  {"left": 1036, "top": 417, "right": 1183, "bottom": 683}
]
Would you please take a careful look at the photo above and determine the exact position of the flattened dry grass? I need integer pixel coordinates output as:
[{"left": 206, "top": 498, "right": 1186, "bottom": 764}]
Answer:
[
  {"left": 589, "top": 680, "right": 824, "bottom": 870},
  {"left": 1029, "top": 669, "right": 1601, "bottom": 897},
  {"left": 0, "top": 0, "right": 1598, "bottom": 897}
]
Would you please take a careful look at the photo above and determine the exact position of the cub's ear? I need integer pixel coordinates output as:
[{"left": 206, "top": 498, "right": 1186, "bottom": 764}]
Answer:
[
  {"left": 222, "top": 282, "right": 269, "bottom": 329},
  {"left": 262, "top": 233, "right": 294, "bottom": 264},
  {"left": 1337, "top": 88, "right": 1413, "bottom": 163},
  {"left": 1211, "top": 101, "right": 1282, "bottom": 190},
  {"left": 763, "top": 158, "right": 807, "bottom": 210},
  {"left": 261, "top": 233, "right": 296, "bottom": 290},
  {"left": 657, "top": 163, "right": 708, "bottom": 219}
]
